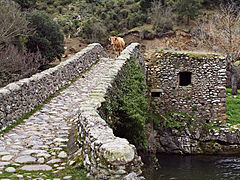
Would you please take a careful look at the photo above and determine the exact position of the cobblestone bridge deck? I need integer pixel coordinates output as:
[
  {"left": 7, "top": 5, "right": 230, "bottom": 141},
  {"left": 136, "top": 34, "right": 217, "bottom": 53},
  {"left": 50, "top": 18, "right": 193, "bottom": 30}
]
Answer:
[{"left": 0, "top": 57, "right": 116, "bottom": 179}]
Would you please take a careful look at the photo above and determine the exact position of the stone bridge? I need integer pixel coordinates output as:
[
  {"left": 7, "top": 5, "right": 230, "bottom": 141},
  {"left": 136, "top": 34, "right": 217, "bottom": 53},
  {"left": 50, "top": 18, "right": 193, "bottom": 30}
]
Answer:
[{"left": 0, "top": 43, "right": 145, "bottom": 179}]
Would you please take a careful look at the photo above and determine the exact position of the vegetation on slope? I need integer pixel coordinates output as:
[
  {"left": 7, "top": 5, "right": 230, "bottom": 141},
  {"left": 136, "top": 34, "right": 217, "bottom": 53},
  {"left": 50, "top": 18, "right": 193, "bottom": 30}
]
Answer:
[
  {"left": 0, "top": 1, "right": 64, "bottom": 87},
  {"left": 30, "top": 0, "right": 218, "bottom": 44},
  {"left": 99, "top": 58, "right": 149, "bottom": 149},
  {"left": 35, "top": 0, "right": 150, "bottom": 43},
  {"left": 26, "top": 11, "right": 64, "bottom": 65}
]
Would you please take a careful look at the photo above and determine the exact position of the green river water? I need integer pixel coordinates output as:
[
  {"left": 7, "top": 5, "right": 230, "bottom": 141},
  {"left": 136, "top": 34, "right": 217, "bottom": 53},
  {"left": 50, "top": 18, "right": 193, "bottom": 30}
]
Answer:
[{"left": 143, "top": 154, "right": 240, "bottom": 180}]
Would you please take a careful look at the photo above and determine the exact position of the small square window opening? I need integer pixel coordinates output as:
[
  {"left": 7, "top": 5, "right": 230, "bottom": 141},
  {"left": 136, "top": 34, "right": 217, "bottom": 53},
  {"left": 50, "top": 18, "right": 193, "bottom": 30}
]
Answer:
[{"left": 179, "top": 72, "right": 192, "bottom": 86}]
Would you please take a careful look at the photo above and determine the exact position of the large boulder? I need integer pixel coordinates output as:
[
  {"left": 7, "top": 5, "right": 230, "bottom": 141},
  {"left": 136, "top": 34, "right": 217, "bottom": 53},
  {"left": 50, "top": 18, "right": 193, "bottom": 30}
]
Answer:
[{"left": 153, "top": 112, "right": 240, "bottom": 154}]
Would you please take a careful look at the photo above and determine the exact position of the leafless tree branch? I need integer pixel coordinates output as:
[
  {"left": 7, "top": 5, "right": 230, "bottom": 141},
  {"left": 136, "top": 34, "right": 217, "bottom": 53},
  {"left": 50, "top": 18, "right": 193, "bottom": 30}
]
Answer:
[{"left": 0, "top": 1, "right": 31, "bottom": 50}]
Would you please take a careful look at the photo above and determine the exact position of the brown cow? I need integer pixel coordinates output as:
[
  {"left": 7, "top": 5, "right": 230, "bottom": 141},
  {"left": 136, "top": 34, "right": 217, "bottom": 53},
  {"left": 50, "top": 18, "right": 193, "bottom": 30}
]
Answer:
[{"left": 109, "top": 36, "right": 125, "bottom": 58}]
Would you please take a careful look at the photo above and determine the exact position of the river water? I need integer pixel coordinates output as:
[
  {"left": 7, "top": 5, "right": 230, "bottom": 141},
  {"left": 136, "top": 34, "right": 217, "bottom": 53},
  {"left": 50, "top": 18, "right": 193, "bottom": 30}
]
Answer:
[{"left": 142, "top": 154, "right": 240, "bottom": 180}]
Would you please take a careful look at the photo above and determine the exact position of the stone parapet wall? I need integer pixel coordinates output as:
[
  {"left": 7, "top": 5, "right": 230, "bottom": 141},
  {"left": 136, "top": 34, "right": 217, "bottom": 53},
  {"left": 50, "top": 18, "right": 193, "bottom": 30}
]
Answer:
[
  {"left": 0, "top": 43, "right": 107, "bottom": 130},
  {"left": 73, "top": 43, "right": 144, "bottom": 179},
  {"left": 147, "top": 52, "right": 227, "bottom": 123}
]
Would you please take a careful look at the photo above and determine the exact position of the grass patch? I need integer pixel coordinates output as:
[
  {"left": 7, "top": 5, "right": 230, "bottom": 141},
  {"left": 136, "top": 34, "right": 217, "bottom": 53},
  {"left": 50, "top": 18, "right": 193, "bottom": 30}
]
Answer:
[
  {"left": 187, "top": 52, "right": 216, "bottom": 59},
  {"left": 204, "top": 122, "right": 223, "bottom": 131},
  {"left": 226, "top": 88, "right": 240, "bottom": 125},
  {"left": 0, "top": 165, "right": 88, "bottom": 179},
  {"left": 165, "top": 50, "right": 222, "bottom": 59},
  {"left": 234, "top": 61, "right": 240, "bottom": 66},
  {"left": 159, "top": 111, "right": 200, "bottom": 131},
  {"left": 0, "top": 105, "right": 42, "bottom": 134},
  {"left": 0, "top": 60, "right": 99, "bottom": 135},
  {"left": 128, "top": 24, "right": 154, "bottom": 33}
]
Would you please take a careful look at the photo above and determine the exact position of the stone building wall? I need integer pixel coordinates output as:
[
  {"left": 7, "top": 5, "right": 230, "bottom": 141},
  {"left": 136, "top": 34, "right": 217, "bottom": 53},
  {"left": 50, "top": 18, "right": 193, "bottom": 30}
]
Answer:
[
  {"left": 71, "top": 43, "right": 144, "bottom": 179},
  {"left": 147, "top": 52, "right": 227, "bottom": 123},
  {"left": 0, "top": 43, "right": 107, "bottom": 130}
]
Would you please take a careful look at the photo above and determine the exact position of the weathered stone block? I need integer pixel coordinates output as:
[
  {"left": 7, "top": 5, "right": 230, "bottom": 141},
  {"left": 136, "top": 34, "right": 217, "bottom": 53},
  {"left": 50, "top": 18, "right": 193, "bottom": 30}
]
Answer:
[{"left": 100, "top": 140, "right": 135, "bottom": 165}]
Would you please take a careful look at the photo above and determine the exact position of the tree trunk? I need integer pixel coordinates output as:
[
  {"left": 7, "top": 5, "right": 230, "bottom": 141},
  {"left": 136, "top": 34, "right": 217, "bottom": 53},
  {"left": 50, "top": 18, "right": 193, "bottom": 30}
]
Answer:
[
  {"left": 187, "top": 16, "right": 190, "bottom": 25},
  {"left": 231, "top": 67, "right": 238, "bottom": 95}
]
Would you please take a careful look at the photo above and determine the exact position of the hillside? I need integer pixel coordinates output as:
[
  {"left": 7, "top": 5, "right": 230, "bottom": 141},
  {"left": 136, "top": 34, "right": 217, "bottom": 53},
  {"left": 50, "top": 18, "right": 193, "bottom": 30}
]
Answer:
[
  {"left": 33, "top": 0, "right": 221, "bottom": 57},
  {"left": 1, "top": 0, "right": 240, "bottom": 87},
  {"left": 36, "top": 0, "right": 150, "bottom": 44}
]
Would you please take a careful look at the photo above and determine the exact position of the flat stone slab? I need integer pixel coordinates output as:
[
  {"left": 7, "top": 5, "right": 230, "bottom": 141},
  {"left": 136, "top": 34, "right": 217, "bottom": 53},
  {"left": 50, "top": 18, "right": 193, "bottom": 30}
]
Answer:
[
  {"left": 2, "top": 155, "right": 13, "bottom": 161},
  {"left": 46, "top": 159, "right": 62, "bottom": 164},
  {"left": 0, "top": 162, "right": 10, "bottom": 166},
  {"left": 20, "top": 150, "right": 46, "bottom": 155},
  {"left": 37, "top": 157, "right": 45, "bottom": 164},
  {"left": 63, "top": 176, "right": 72, "bottom": 179},
  {"left": 36, "top": 153, "right": 51, "bottom": 158},
  {"left": 21, "top": 164, "right": 52, "bottom": 171},
  {"left": 15, "top": 156, "right": 36, "bottom": 163},
  {"left": 5, "top": 167, "right": 16, "bottom": 172},
  {"left": 58, "top": 151, "right": 67, "bottom": 158},
  {"left": 53, "top": 138, "right": 68, "bottom": 142},
  {"left": 0, "top": 152, "right": 10, "bottom": 156},
  {"left": 16, "top": 175, "right": 24, "bottom": 178}
]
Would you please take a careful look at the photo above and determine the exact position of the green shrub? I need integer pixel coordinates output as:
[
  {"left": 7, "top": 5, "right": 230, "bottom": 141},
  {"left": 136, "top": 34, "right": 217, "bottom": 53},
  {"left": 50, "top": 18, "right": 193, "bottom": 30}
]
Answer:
[
  {"left": 117, "top": 0, "right": 124, "bottom": 7},
  {"left": 58, "top": 7, "right": 63, "bottom": 14},
  {"left": 46, "top": 0, "right": 54, "bottom": 5},
  {"left": 99, "top": 58, "right": 149, "bottom": 149},
  {"left": 127, "top": 12, "right": 143, "bottom": 29},
  {"left": 13, "top": 0, "right": 36, "bottom": 9},
  {"left": 26, "top": 11, "right": 64, "bottom": 66},
  {"left": 139, "top": 0, "right": 154, "bottom": 11},
  {"left": 120, "top": 9, "right": 129, "bottom": 19},
  {"left": 81, "top": 18, "right": 107, "bottom": 43},
  {"left": 100, "top": 12, "right": 107, "bottom": 20},
  {"left": 126, "top": 0, "right": 134, "bottom": 5},
  {"left": 131, "top": 3, "right": 141, "bottom": 13},
  {"left": 160, "top": 111, "right": 200, "bottom": 131},
  {"left": 174, "top": 0, "right": 202, "bottom": 25}
]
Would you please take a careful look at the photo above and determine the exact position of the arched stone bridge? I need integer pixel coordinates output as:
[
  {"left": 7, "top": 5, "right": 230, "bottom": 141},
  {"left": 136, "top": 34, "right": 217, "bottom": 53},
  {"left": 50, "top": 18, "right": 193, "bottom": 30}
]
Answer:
[{"left": 0, "top": 43, "right": 145, "bottom": 179}]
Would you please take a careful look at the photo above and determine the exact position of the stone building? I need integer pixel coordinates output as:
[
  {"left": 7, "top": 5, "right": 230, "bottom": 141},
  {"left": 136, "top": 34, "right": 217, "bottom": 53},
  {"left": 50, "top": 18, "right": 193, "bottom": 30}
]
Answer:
[{"left": 147, "top": 51, "right": 227, "bottom": 123}]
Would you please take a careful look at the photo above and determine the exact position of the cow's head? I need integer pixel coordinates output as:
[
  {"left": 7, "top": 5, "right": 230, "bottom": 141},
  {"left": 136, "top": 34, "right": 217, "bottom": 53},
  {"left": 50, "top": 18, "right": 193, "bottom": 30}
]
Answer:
[{"left": 109, "top": 36, "right": 117, "bottom": 45}]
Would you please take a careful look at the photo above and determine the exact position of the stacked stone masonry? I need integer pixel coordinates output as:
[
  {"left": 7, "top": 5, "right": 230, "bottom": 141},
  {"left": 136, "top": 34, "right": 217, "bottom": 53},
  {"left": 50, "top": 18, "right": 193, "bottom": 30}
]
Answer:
[
  {"left": 73, "top": 43, "right": 145, "bottom": 179},
  {"left": 147, "top": 52, "right": 227, "bottom": 123},
  {"left": 0, "top": 43, "right": 107, "bottom": 130},
  {"left": 0, "top": 43, "right": 144, "bottom": 179}
]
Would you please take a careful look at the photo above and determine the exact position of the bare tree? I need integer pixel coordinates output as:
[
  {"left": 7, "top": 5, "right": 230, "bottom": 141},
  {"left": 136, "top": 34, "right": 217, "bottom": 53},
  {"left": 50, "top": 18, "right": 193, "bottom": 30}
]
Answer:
[
  {"left": 0, "top": 1, "right": 31, "bottom": 50},
  {"left": 197, "top": 1, "right": 240, "bottom": 94},
  {"left": 0, "top": 45, "right": 43, "bottom": 75},
  {"left": 0, "top": 44, "right": 44, "bottom": 87},
  {"left": 150, "top": 0, "right": 174, "bottom": 34}
]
